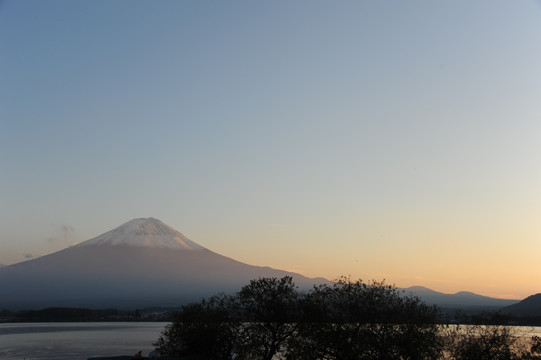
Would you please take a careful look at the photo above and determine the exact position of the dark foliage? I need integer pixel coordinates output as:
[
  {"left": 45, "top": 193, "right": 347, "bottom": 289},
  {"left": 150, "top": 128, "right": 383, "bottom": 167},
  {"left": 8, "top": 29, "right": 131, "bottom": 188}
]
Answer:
[
  {"left": 233, "top": 277, "right": 300, "bottom": 360},
  {"left": 17, "top": 307, "right": 111, "bottom": 322},
  {"left": 287, "top": 277, "right": 442, "bottom": 360},
  {"left": 154, "top": 295, "right": 235, "bottom": 360},
  {"left": 0, "top": 307, "right": 176, "bottom": 322},
  {"left": 441, "top": 313, "right": 541, "bottom": 360},
  {"left": 154, "top": 276, "right": 541, "bottom": 359},
  {"left": 155, "top": 276, "right": 442, "bottom": 360}
]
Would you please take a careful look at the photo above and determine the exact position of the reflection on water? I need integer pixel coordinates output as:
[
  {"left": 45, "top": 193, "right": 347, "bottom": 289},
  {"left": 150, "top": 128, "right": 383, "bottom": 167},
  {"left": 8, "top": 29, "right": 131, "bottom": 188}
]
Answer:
[
  {"left": 0, "top": 322, "right": 169, "bottom": 360},
  {"left": 449, "top": 325, "right": 541, "bottom": 337},
  {"left": 0, "top": 322, "right": 539, "bottom": 360}
]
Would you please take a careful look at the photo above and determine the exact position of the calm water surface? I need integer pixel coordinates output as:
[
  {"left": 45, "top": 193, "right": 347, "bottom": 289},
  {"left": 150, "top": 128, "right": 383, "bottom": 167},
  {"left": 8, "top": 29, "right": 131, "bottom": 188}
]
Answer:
[
  {"left": 0, "top": 322, "right": 539, "bottom": 360},
  {"left": 0, "top": 322, "right": 169, "bottom": 360}
]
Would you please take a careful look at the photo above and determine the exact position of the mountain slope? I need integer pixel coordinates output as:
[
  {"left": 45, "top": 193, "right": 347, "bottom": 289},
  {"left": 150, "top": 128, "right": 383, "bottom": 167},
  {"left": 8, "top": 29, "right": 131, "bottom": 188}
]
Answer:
[
  {"left": 0, "top": 218, "right": 326, "bottom": 310},
  {"left": 0, "top": 218, "right": 521, "bottom": 312},
  {"left": 404, "top": 286, "right": 519, "bottom": 309},
  {"left": 501, "top": 293, "right": 541, "bottom": 317},
  {"left": 78, "top": 217, "right": 206, "bottom": 250}
]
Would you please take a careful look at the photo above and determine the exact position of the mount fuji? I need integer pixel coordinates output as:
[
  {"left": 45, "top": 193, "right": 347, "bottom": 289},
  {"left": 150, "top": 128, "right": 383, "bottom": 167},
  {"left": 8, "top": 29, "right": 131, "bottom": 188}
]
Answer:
[{"left": 0, "top": 218, "right": 327, "bottom": 310}]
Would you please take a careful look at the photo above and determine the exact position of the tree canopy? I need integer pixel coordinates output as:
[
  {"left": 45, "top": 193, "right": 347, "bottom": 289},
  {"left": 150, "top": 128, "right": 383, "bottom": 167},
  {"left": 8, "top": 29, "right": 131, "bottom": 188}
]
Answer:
[
  {"left": 154, "top": 276, "right": 541, "bottom": 360},
  {"left": 155, "top": 276, "right": 442, "bottom": 359}
]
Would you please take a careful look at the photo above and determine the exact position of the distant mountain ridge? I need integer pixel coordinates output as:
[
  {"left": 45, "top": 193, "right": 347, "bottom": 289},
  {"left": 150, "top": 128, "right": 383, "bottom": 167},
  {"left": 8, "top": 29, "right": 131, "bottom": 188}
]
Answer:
[
  {"left": 403, "top": 286, "right": 519, "bottom": 310},
  {"left": 0, "top": 218, "right": 525, "bottom": 312},
  {"left": 501, "top": 293, "right": 541, "bottom": 317},
  {"left": 0, "top": 218, "right": 327, "bottom": 310}
]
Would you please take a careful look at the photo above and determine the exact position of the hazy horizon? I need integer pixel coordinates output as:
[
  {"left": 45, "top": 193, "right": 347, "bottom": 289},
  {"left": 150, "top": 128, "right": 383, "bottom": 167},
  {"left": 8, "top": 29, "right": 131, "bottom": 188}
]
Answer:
[
  {"left": 0, "top": 216, "right": 533, "bottom": 301},
  {"left": 1, "top": 1, "right": 540, "bottom": 300}
]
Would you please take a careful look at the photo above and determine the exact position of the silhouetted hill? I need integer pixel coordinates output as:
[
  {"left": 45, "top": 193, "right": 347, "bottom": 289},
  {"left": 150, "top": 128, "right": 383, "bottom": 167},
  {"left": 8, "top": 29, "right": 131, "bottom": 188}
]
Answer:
[
  {"left": 404, "top": 286, "right": 518, "bottom": 310},
  {"left": 0, "top": 218, "right": 327, "bottom": 310},
  {"left": 502, "top": 293, "right": 541, "bottom": 317},
  {"left": 0, "top": 218, "right": 523, "bottom": 313}
]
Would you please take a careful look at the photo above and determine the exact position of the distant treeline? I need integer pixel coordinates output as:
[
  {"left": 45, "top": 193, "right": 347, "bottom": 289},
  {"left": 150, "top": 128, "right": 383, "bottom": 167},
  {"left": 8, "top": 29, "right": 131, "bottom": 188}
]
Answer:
[
  {"left": 1, "top": 303, "right": 540, "bottom": 326},
  {"left": 455, "top": 311, "right": 541, "bottom": 327},
  {"left": 2, "top": 306, "right": 539, "bottom": 325},
  {"left": 0, "top": 307, "right": 177, "bottom": 322}
]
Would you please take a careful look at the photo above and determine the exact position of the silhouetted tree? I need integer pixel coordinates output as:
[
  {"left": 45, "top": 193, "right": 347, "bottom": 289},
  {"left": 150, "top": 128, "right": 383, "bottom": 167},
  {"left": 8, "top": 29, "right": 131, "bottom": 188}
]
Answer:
[
  {"left": 529, "top": 336, "right": 541, "bottom": 359},
  {"left": 156, "top": 276, "right": 541, "bottom": 360},
  {"left": 287, "top": 277, "right": 442, "bottom": 360},
  {"left": 443, "top": 312, "right": 541, "bottom": 360},
  {"left": 154, "top": 294, "right": 236, "bottom": 360},
  {"left": 154, "top": 277, "right": 300, "bottom": 360},
  {"left": 232, "top": 276, "right": 300, "bottom": 360}
]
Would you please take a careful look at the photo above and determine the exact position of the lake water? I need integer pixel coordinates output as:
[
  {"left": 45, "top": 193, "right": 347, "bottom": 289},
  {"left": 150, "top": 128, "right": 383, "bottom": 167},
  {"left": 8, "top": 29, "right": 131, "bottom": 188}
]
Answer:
[
  {"left": 0, "top": 322, "right": 169, "bottom": 360},
  {"left": 0, "top": 322, "right": 539, "bottom": 360}
]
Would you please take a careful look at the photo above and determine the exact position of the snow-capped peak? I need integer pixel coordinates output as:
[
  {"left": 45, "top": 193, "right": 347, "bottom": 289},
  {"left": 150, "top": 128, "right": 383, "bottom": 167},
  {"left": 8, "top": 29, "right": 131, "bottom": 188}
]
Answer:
[{"left": 78, "top": 218, "right": 206, "bottom": 251}]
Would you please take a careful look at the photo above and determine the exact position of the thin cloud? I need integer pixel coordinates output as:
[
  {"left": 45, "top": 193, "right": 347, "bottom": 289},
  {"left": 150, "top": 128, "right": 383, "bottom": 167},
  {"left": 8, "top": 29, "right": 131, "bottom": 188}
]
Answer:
[
  {"left": 60, "top": 224, "right": 75, "bottom": 240},
  {"left": 47, "top": 224, "right": 77, "bottom": 243}
]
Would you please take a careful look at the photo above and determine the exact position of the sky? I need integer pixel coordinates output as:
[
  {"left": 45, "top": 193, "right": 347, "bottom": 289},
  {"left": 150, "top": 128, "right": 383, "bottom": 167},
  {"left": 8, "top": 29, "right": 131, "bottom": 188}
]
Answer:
[{"left": 1, "top": 0, "right": 540, "bottom": 300}]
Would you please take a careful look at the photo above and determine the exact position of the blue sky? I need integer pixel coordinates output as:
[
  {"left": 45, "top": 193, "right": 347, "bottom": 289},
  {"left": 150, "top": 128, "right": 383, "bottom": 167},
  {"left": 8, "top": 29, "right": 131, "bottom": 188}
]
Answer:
[{"left": 1, "top": 0, "right": 540, "bottom": 299}]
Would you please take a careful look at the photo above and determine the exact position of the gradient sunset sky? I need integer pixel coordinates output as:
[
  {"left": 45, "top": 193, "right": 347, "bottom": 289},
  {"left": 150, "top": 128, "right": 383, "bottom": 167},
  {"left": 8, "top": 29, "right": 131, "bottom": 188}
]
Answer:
[{"left": 1, "top": 1, "right": 540, "bottom": 300}]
